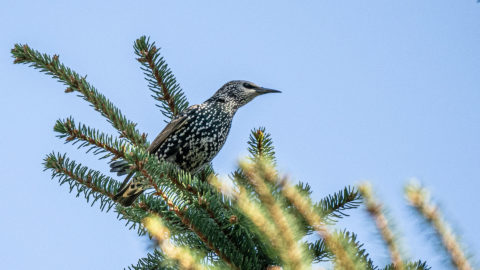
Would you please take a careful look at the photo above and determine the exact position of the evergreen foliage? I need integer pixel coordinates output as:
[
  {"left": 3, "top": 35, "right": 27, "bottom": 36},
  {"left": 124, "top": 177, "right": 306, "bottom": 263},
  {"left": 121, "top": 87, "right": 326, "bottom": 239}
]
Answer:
[
  {"left": 11, "top": 43, "right": 147, "bottom": 147},
  {"left": 134, "top": 36, "right": 189, "bottom": 120},
  {"left": 44, "top": 152, "right": 119, "bottom": 211},
  {"left": 13, "top": 36, "right": 474, "bottom": 270}
]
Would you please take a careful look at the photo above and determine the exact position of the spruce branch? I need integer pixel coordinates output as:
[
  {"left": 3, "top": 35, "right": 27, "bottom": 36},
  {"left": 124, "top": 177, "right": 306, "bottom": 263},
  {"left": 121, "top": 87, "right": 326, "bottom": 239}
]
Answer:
[
  {"left": 11, "top": 44, "right": 147, "bottom": 146},
  {"left": 117, "top": 196, "right": 212, "bottom": 259},
  {"left": 220, "top": 160, "right": 368, "bottom": 269},
  {"left": 303, "top": 230, "right": 378, "bottom": 269},
  {"left": 307, "top": 238, "right": 331, "bottom": 263},
  {"left": 43, "top": 152, "right": 194, "bottom": 245},
  {"left": 123, "top": 150, "right": 247, "bottom": 269},
  {"left": 315, "top": 185, "right": 362, "bottom": 223},
  {"left": 247, "top": 128, "right": 361, "bottom": 224},
  {"left": 248, "top": 127, "right": 276, "bottom": 163},
  {"left": 116, "top": 195, "right": 188, "bottom": 237},
  {"left": 282, "top": 182, "right": 361, "bottom": 236},
  {"left": 43, "top": 152, "right": 118, "bottom": 211},
  {"left": 405, "top": 182, "right": 474, "bottom": 270},
  {"left": 144, "top": 216, "right": 207, "bottom": 270},
  {"left": 307, "top": 230, "right": 378, "bottom": 268},
  {"left": 239, "top": 160, "right": 308, "bottom": 270},
  {"left": 210, "top": 175, "right": 290, "bottom": 268},
  {"left": 333, "top": 230, "right": 376, "bottom": 270},
  {"left": 54, "top": 117, "right": 132, "bottom": 160},
  {"left": 122, "top": 147, "right": 259, "bottom": 268},
  {"left": 359, "top": 183, "right": 404, "bottom": 269},
  {"left": 44, "top": 152, "right": 199, "bottom": 251},
  {"left": 128, "top": 249, "right": 175, "bottom": 270},
  {"left": 382, "top": 260, "right": 431, "bottom": 270},
  {"left": 134, "top": 36, "right": 189, "bottom": 120},
  {"left": 234, "top": 129, "right": 276, "bottom": 201},
  {"left": 272, "top": 172, "right": 358, "bottom": 269},
  {"left": 126, "top": 150, "right": 237, "bottom": 225},
  {"left": 230, "top": 157, "right": 364, "bottom": 267},
  {"left": 173, "top": 208, "right": 238, "bottom": 270},
  {"left": 233, "top": 128, "right": 277, "bottom": 197}
]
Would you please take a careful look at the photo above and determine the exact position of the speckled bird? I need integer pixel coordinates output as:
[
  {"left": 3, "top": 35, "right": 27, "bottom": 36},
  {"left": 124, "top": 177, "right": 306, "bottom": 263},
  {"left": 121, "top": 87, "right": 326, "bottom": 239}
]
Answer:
[{"left": 111, "top": 80, "right": 281, "bottom": 206}]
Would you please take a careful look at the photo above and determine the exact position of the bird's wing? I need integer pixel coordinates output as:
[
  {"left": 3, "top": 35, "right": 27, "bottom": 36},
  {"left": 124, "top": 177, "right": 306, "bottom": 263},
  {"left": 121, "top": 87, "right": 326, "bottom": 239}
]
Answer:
[
  {"left": 146, "top": 115, "right": 189, "bottom": 153},
  {"left": 146, "top": 104, "right": 201, "bottom": 153}
]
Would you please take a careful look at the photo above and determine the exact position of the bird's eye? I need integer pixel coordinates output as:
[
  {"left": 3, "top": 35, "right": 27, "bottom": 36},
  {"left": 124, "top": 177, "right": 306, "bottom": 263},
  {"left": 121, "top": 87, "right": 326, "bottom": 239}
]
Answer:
[{"left": 243, "top": 83, "right": 255, "bottom": 89}]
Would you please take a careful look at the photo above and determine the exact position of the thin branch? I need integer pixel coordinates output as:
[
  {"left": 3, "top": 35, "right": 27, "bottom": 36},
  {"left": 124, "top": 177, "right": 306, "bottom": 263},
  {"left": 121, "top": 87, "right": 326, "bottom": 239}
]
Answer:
[
  {"left": 210, "top": 175, "right": 288, "bottom": 267},
  {"left": 248, "top": 127, "right": 276, "bottom": 163},
  {"left": 134, "top": 36, "right": 189, "bottom": 119},
  {"left": 127, "top": 249, "right": 173, "bottom": 270},
  {"left": 274, "top": 173, "right": 358, "bottom": 269},
  {"left": 11, "top": 43, "right": 147, "bottom": 146},
  {"left": 359, "top": 183, "right": 404, "bottom": 269},
  {"left": 43, "top": 153, "right": 118, "bottom": 211},
  {"left": 316, "top": 186, "right": 362, "bottom": 223},
  {"left": 144, "top": 216, "right": 206, "bottom": 270},
  {"left": 240, "top": 161, "right": 308, "bottom": 270},
  {"left": 405, "top": 182, "right": 473, "bottom": 270},
  {"left": 54, "top": 117, "right": 131, "bottom": 160},
  {"left": 128, "top": 152, "right": 241, "bottom": 270}
]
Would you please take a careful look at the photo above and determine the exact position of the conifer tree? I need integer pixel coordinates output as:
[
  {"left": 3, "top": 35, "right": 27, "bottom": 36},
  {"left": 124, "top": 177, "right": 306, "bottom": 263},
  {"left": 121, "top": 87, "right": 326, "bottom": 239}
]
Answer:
[{"left": 13, "top": 36, "right": 473, "bottom": 270}]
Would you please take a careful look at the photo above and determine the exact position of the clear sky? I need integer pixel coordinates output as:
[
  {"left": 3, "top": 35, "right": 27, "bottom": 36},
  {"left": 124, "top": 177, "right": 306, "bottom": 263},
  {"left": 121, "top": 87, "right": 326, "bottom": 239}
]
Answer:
[{"left": 1, "top": 1, "right": 479, "bottom": 269}]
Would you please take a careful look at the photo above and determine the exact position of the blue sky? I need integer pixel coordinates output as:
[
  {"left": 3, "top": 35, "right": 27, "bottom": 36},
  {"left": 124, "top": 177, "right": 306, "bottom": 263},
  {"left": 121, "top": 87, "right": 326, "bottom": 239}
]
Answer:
[{"left": 1, "top": 1, "right": 479, "bottom": 269}]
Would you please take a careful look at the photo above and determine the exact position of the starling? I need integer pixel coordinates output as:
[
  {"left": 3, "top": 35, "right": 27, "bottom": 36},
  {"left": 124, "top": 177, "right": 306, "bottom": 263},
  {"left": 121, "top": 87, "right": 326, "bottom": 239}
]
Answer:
[{"left": 111, "top": 80, "right": 280, "bottom": 206}]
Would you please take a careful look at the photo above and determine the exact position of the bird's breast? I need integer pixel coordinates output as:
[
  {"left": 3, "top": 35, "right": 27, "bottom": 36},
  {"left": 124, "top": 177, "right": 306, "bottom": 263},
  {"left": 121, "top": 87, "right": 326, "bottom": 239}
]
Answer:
[{"left": 156, "top": 106, "right": 233, "bottom": 173}]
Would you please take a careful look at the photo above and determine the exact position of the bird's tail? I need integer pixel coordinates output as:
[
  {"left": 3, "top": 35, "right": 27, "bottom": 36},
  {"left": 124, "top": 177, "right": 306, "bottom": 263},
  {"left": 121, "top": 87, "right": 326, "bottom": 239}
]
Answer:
[
  {"left": 110, "top": 160, "right": 130, "bottom": 176},
  {"left": 110, "top": 160, "right": 144, "bottom": 206},
  {"left": 113, "top": 171, "right": 145, "bottom": 206}
]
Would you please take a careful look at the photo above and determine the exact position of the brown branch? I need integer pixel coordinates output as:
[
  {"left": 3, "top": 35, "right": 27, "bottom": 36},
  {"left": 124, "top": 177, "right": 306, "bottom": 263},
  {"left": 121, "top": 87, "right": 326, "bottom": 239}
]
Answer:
[
  {"left": 144, "top": 216, "right": 206, "bottom": 270},
  {"left": 61, "top": 119, "right": 242, "bottom": 265},
  {"left": 61, "top": 121, "right": 240, "bottom": 268},
  {"left": 256, "top": 129, "right": 264, "bottom": 157},
  {"left": 63, "top": 119, "right": 235, "bottom": 246},
  {"left": 11, "top": 44, "right": 147, "bottom": 146},
  {"left": 406, "top": 183, "right": 473, "bottom": 270},
  {"left": 359, "top": 183, "right": 404, "bottom": 269},
  {"left": 63, "top": 119, "right": 126, "bottom": 160},
  {"left": 54, "top": 162, "right": 115, "bottom": 200},
  {"left": 241, "top": 161, "right": 307, "bottom": 270},
  {"left": 149, "top": 165, "right": 241, "bottom": 251},
  {"left": 142, "top": 47, "right": 178, "bottom": 116},
  {"left": 138, "top": 167, "right": 239, "bottom": 270},
  {"left": 264, "top": 169, "right": 357, "bottom": 269}
]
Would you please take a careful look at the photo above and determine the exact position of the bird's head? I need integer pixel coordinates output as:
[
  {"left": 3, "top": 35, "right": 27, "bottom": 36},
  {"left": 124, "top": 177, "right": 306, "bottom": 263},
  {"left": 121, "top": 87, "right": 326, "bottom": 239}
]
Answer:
[{"left": 207, "top": 80, "right": 281, "bottom": 110}]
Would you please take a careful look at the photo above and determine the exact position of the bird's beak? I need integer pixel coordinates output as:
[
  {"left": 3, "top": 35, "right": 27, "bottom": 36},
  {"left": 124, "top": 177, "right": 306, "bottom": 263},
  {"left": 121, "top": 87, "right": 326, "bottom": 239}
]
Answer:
[{"left": 255, "top": 87, "right": 282, "bottom": 94}]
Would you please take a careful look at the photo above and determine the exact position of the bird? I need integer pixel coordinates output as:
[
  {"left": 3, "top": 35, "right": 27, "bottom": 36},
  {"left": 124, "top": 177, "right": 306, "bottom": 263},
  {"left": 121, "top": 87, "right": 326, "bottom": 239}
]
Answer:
[{"left": 110, "top": 80, "right": 281, "bottom": 206}]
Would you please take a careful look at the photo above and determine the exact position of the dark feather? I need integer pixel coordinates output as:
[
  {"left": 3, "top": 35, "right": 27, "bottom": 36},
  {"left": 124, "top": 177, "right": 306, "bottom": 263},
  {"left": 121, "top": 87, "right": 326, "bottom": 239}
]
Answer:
[
  {"left": 110, "top": 160, "right": 130, "bottom": 176},
  {"left": 147, "top": 114, "right": 189, "bottom": 153},
  {"left": 113, "top": 172, "right": 141, "bottom": 206}
]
